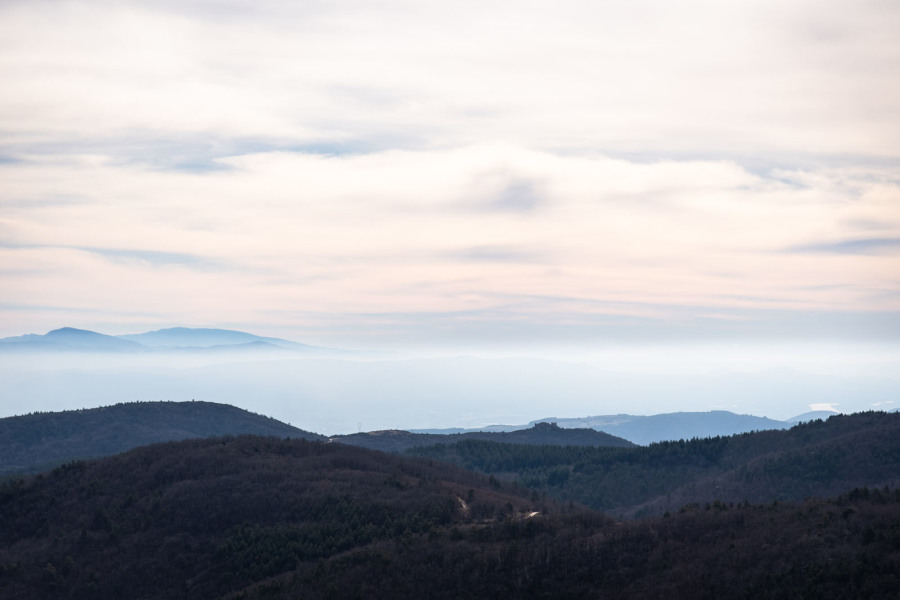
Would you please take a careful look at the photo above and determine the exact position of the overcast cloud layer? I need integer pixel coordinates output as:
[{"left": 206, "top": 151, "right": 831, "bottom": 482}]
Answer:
[{"left": 1, "top": 0, "right": 899, "bottom": 350}]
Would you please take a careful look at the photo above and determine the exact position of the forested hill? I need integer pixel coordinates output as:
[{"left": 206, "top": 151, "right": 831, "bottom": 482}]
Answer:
[
  {"left": 0, "top": 435, "right": 545, "bottom": 600},
  {"left": 409, "top": 411, "right": 900, "bottom": 518},
  {"left": 0, "top": 401, "right": 323, "bottom": 474},
  {"left": 0, "top": 435, "right": 897, "bottom": 599},
  {"left": 331, "top": 421, "right": 635, "bottom": 453},
  {"left": 0, "top": 404, "right": 635, "bottom": 474}
]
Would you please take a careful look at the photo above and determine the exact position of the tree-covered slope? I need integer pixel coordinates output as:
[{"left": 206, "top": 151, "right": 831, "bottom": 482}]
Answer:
[
  {"left": 409, "top": 411, "right": 900, "bottom": 517},
  {"left": 0, "top": 401, "right": 323, "bottom": 474},
  {"left": 332, "top": 421, "right": 634, "bottom": 453},
  {"left": 0, "top": 435, "right": 897, "bottom": 600},
  {"left": 240, "top": 489, "right": 900, "bottom": 600},
  {"left": 0, "top": 435, "right": 544, "bottom": 600}
]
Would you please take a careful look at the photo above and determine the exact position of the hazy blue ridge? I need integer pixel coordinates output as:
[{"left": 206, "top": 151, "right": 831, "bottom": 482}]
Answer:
[
  {"left": 536, "top": 411, "right": 793, "bottom": 445},
  {"left": 415, "top": 410, "right": 841, "bottom": 445},
  {"left": 0, "top": 326, "right": 340, "bottom": 354},
  {"left": 783, "top": 410, "right": 843, "bottom": 424},
  {"left": 116, "top": 326, "right": 319, "bottom": 350},
  {"left": 0, "top": 327, "right": 146, "bottom": 352}
]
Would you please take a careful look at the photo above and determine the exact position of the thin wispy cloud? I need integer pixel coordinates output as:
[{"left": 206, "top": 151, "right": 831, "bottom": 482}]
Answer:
[
  {"left": 788, "top": 238, "right": 900, "bottom": 255},
  {"left": 490, "top": 181, "right": 545, "bottom": 213},
  {"left": 1, "top": 242, "right": 225, "bottom": 270},
  {"left": 444, "top": 245, "right": 549, "bottom": 264},
  {"left": 2, "top": 1, "right": 899, "bottom": 160}
]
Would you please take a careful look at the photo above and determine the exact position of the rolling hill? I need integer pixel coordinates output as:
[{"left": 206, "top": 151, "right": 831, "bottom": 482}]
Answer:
[
  {"left": 0, "top": 401, "right": 323, "bottom": 474},
  {"left": 116, "top": 327, "right": 320, "bottom": 351},
  {"left": 409, "top": 411, "right": 900, "bottom": 517},
  {"left": 0, "top": 327, "right": 145, "bottom": 353},
  {"left": 332, "top": 421, "right": 635, "bottom": 453},
  {"left": 0, "top": 434, "right": 897, "bottom": 599},
  {"left": 0, "top": 403, "right": 637, "bottom": 474},
  {"left": 0, "top": 436, "right": 545, "bottom": 599},
  {"left": 418, "top": 410, "right": 829, "bottom": 445}
]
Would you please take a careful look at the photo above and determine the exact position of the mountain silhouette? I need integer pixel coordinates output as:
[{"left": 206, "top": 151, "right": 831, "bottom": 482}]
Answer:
[
  {"left": 0, "top": 401, "right": 323, "bottom": 473},
  {"left": 0, "top": 327, "right": 145, "bottom": 352}
]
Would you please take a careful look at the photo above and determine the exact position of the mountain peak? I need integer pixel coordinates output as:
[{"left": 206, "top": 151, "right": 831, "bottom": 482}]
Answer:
[
  {"left": 1, "top": 326, "right": 334, "bottom": 355},
  {"left": 46, "top": 327, "right": 104, "bottom": 336},
  {"left": 0, "top": 327, "right": 143, "bottom": 351},
  {"left": 117, "top": 327, "right": 317, "bottom": 350}
]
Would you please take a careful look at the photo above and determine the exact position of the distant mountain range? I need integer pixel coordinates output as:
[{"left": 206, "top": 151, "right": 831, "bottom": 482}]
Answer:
[
  {"left": 414, "top": 409, "right": 840, "bottom": 445},
  {"left": 2, "top": 339, "right": 892, "bottom": 434},
  {"left": 0, "top": 327, "right": 145, "bottom": 352},
  {"left": 0, "top": 326, "right": 335, "bottom": 354},
  {"left": 117, "top": 327, "right": 318, "bottom": 350}
]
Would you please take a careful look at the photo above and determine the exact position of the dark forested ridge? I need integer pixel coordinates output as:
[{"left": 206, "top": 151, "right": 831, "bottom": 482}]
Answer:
[
  {"left": 238, "top": 489, "right": 900, "bottom": 600},
  {"left": 332, "top": 421, "right": 635, "bottom": 453},
  {"left": 0, "top": 401, "right": 324, "bottom": 474},
  {"left": 0, "top": 435, "right": 898, "bottom": 600},
  {"left": 409, "top": 411, "right": 900, "bottom": 517},
  {"left": 419, "top": 410, "right": 799, "bottom": 445},
  {"left": 0, "top": 404, "right": 632, "bottom": 475},
  {"left": 0, "top": 435, "right": 544, "bottom": 600}
]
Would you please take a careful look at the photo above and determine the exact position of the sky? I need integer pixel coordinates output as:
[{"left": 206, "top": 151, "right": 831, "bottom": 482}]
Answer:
[{"left": 1, "top": 0, "right": 900, "bottom": 423}]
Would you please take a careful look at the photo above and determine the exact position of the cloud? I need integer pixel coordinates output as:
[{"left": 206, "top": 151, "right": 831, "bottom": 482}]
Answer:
[
  {"left": 808, "top": 403, "right": 840, "bottom": 412},
  {"left": 0, "top": 242, "right": 224, "bottom": 270},
  {"left": 1, "top": 1, "right": 898, "bottom": 162},
  {"left": 787, "top": 238, "right": 900, "bottom": 255},
  {"left": 76, "top": 247, "right": 225, "bottom": 270},
  {"left": 444, "top": 245, "right": 548, "bottom": 263},
  {"left": 490, "top": 181, "right": 544, "bottom": 213}
]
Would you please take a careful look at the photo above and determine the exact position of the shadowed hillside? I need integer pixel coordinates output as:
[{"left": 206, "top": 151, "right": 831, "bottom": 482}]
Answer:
[
  {"left": 0, "top": 401, "right": 323, "bottom": 474},
  {"left": 0, "top": 435, "right": 897, "bottom": 599},
  {"left": 239, "top": 489, "right": 900, "bottom": 600},
  {"left": 0, "top": 436, "right": 546, "bottom": 600}
]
